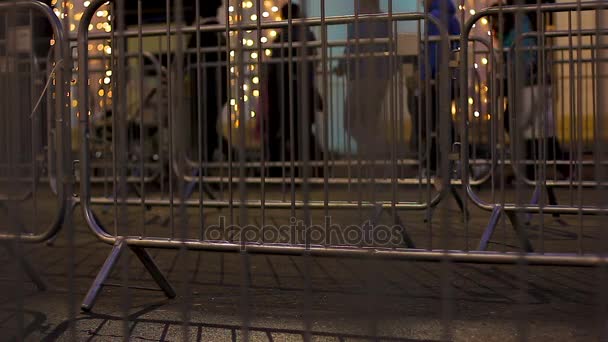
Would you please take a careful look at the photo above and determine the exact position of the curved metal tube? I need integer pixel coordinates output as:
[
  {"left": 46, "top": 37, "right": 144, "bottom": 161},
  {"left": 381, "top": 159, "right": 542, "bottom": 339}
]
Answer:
[
  {"left": 78, "top": 0, "right": 449, "bottom": 246},
  {"left": 460, "top": 1, "right": 608, "bottom": 215},
  {"left": 0, "top": 0, "right": 69, "bottom": 244}
]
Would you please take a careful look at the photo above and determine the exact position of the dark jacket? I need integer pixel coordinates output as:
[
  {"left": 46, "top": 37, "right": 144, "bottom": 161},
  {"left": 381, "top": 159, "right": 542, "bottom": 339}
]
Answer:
[
  {"left": 264, "top": 26, "right": 321, "bottom": 160},
  {"left": 422, "top": 0, "right": 461, "bottom": 80},
  {"left": 186, "top": 18, "right": 227, "bottom": 156}
]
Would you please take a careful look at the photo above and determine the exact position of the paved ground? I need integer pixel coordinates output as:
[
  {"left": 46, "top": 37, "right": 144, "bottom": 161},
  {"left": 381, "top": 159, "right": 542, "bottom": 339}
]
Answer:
[{"left": 0, "top": 184, "right": 606, "bottom": 341}]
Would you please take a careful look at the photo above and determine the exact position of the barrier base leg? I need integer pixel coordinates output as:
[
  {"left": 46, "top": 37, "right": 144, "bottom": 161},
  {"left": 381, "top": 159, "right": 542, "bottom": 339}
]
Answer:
[
  {"left": 81, "top": 240, "right": 126, "bottom": 312},
  {"left": 478, "top": 207, "right": 502, "bottom": 251},
  {"left": 81, "top": 240, "right": 176, "bottom": 312},
  {"left": 3, "top": 242, "right": 46, "bottom": 291},
  {"left": 130, "top": 246, "right": 176, "bottom": 299},
  {"left": 505, "top": 211, "right": 534, "bottom": 253},
  {"left": 478, "top": 207, "right": 534, "bottom": 253},
  {"left": 526, "top": 186, "right": 561, "bottom": 224},
  {"left": 393, "top": 212, "right": 416, "bottom": 249},
  {"left": 183, "top": 169, "right": 216, "bottom": 201},
  {"left": 450, "top": 187, "right": 469, "bottom": 221},
  {"left": 546, "top": 187, "right": 560, "bottom": 218},
  {"left": 425, "top": 186, "right": 469, "bottom": 224},
  {"left": 368, "top": 204, "right": 415, "bottom": 248}
]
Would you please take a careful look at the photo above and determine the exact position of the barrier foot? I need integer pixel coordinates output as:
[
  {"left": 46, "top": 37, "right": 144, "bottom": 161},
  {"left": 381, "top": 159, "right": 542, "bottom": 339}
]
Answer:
[
  {"left": 450, "top": 186, "right": 469, "bottom": 221},
  {"left": 424, "top": 188, "right": 469, "bottom": 224},
  {"left": 368, "top": 204, "right": 384, "bottom": 226},
  {"left": 546, "top": 187, "right": 560, "bottom": 218},
  {"left": 478, "top": 207, "right": 502, "bottom": 251},
  {"left": 368, "top": 204, "right": 415, "bottom": 248},
  {"left": 82, "top": 240, "right": 125, "bottom": 312},
  {"left": 3, "top": 242, "right": 47, "bottom": 291},
  {"left": 130, "top": 246, "right": 176, "bottom": 299},
  {"left": 506, "top": 211, "right": 534, "bottom": 253},
  {"left": 424, "top": 207, "right": 434, "bottom": 224},
  {"left": 525, "top": 187, "right": 541, "bottom": 225},
  {"left": 82, "top": 240, "right": 176, "bottom": 312},
  {"left": 526, "top": 186, "right": 561, "bottom": 224},
  {"left": 183, "top": 169, "right": 217, "bottom": 201},
  {"left": 393, "top": 212, "right": 416, "bottom": 249}
]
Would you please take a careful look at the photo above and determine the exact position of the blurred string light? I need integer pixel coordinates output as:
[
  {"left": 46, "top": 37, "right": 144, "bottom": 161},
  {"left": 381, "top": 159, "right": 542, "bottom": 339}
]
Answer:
[
  {"left": 50, "top": 0, "right": 491, "bottom": 124},
  {"left": 460, "top": 0, "right": 492, "bottom": 121},
  {"left": 228, "top": 0, "right": 281, "bottom": 128},
  {"left": 52, "top": 0, "right": 113, "bottom": 110}
]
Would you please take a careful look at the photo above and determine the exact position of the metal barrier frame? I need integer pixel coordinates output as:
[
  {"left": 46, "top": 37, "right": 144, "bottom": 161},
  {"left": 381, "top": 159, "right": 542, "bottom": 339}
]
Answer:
[
  {"left": 0, "top": 0, "right": 72, "bottom": 290},
  {"left": 509, "top": 29, "right": 608, "bottom": 189},
  {"left": 78, "top": 0, "right": 608, "bottom": 312},
  {"left": 460, "top": 1, "right": 608, "bottom": 252}
]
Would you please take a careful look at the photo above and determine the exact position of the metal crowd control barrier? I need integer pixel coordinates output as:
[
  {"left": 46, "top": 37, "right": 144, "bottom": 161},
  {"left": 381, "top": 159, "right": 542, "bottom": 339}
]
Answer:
[
  {"left": 78, "top": 2, "right": 456, "bottom": 227},
  {"left": 80, "top": 21, "right": 498, "bottom": 221},
  {"left": 0, "top": 0, "right": 71, "bottom": 290},
  {"left": 76, "top": 0, "right": 608, "bottom": 314},
  {"left": 506, "top": 29, "right": 608, "bottom": 222},
  {"left": 512, "top": 29, "right": 607, "bottom": 187},
  {"left": 460, "top": 2, "right": 608, "bottom": 252}
]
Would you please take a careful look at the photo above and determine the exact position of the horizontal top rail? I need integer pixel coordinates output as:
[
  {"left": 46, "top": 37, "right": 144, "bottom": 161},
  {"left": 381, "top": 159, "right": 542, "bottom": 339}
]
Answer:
[{"left": 74, "top": 10, "right": 438, "bottom": 40}]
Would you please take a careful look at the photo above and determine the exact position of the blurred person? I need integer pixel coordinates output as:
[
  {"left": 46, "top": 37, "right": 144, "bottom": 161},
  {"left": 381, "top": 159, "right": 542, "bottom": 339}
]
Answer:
[
  {"left": 264, "top": 3, "right": 323, "bottom": 177},
  {"left": 337, "top": 0, "right": 391, "bottom": 161},
  {"left": 489, "top": 1, "right": 568, "bottom": 181},
  {"left": 409, "top": 0, "right": 460, "bottom": 186},
  {"left": 186, "top": 0, "right": 228, "bottom": 164}
]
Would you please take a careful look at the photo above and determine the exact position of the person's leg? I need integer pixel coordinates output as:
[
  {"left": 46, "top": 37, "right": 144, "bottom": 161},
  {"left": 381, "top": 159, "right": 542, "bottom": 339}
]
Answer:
[
  {"left": 524, "top": 138, "right": 536, "bottom": 180},
  {"left": 360, "top": 79, "right": 388, "bottom": 181},
  {"left": 205, "top": 109, "right": 219, "bottom": 165},
  {"left": 548, "top": 137, "right": 570, "bottom": 179},
  {"left": 267, "top": 106, "right": 284, "bottom": 177}
]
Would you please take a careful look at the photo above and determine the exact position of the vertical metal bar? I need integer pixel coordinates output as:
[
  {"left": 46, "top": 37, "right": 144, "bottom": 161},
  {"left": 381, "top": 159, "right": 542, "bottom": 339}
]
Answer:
[
  {"left": 300, "top": 1, "right": 312, "bottom": 340},
  {"left": 388, "top": 0, "right": 399, "bottom": 250},
  {"left": 595, "top": 5, "right": 608, "bottom": 339},
  {"left": 462, "top": 0, "right": 471, "bottom": 251},
  {"left": 57, "top": 0, "right": 76, "bottom": 337},
  {"left": 255, "top": 0, "right": 265, "bottom": 230},
  {"left": 226, "top": 0, "right": 234, "bottom": 230},
  {"left": 287, "top": 0, "right": 296, "bottom": 218},
  {"left": 29, "top": 9, "right": 38, "bottom": 237},
  {"left": 423, "top": 0, "right": 432, "bottom": 247},
  {"left": 320, "top": 0, "right": 329, "bottom": 220},
  {"left": 174, "top": 0, "right": 191, "bottom": 339},
  {"left": 235, "top": 1, "right": 249, "bottom": 340},
  {"left": 195, "top": 0, "right": 204, "bottom": 242},
  {"left": 137, "top": 0, "right": 145, "bottom": 239},
  {"left": 110, "top": 1, "right": 119, "bottom": 238},
  {"left": 237, "top": 0, "right": 247, "bottom": 228},
  {"left": 6, "top": 4, "right": 23, "bottom": 338},
  {"left": 116, "top": 0, "right": 131, "bottom": 336},
  {"left": 576, "top": 0, "right": 584, "bottom": 255},
  {"left": 537, "top": 0, "right": 545, "bottom": 254},
  {"left": 166, "top": 0, "right": 175, "bottom": 238},
  {"left": 158, "top": 34, "right": 166, "bottom": 200},
  {"left": 437, "top": 0, "right": 452, "bottom": 339}
]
